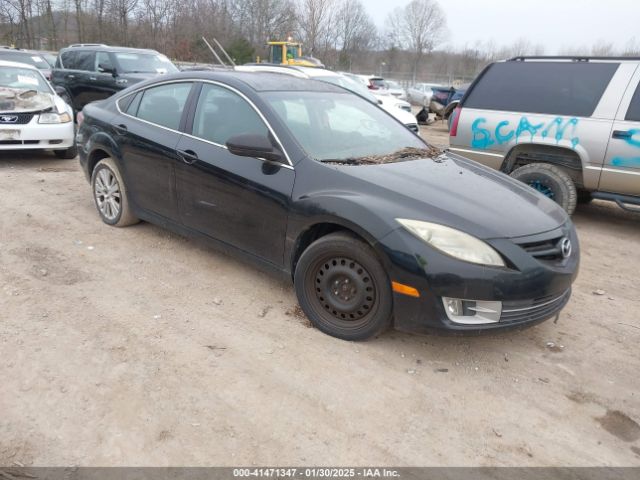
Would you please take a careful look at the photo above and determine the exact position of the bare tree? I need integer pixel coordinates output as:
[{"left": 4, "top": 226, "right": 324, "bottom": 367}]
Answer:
[
  {"left": 231, "top": 0, "right": 297, "bottom": 47},
  {"left": 296, "top": 0, "right": 334, "bottom": 55},
  {"left": 334, "top": 0, "right": 377, "bottom": 69},
  {"left": 386, "top": 0, "right": 446, "bottom": 80}
]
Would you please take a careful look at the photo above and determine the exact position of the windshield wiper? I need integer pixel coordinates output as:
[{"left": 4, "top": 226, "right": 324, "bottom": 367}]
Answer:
[{"left": 319, "top": 146, "right": 445, "bottom": 166}]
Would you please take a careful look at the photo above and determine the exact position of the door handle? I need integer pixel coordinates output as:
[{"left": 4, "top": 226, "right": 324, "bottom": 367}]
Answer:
[
  {"left": 178, "top": 149, "right": 198, "bottom": 165},
  {"left": 612, "top": 130, "right": 633, "bottom": 140},
  {"left": 113, "top": 124, "right": 128, "bottom": 135},
  {"left": 89, "top": 76, "right": 97, "bottom": 81},
  {"left": 66, "top": 74, "right": 75, "bottom": 79}
]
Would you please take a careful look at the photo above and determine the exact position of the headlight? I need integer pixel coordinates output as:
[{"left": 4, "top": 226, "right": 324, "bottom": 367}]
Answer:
[
  {"left": 39, "top": 112, "right": 72, "bottom": 124},
  {"left": 396, "top": 219, "right": 505, "bottom": 267}
]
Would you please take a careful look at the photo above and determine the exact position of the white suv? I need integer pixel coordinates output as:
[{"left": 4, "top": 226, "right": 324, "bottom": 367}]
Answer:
[{"left": 0, "top": 60, "right": 76, "bottom": 158}]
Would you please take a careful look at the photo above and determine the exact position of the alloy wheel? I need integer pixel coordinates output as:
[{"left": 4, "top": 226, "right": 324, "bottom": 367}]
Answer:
[{"left": 94, "top": 168, "right": 121, "bottom": 221}]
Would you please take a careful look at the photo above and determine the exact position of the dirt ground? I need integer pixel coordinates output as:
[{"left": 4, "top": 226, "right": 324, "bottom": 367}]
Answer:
[{"left": 1, "top": 128, "right": 639, "bottom": 466}]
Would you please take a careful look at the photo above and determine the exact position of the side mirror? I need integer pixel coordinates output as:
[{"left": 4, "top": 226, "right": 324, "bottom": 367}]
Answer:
[
  {"left": 226, "top": 134, "right": 284, "bottom": 163},
  {"left": 98, "top": 64, "right": 117, "bottom": 76}
]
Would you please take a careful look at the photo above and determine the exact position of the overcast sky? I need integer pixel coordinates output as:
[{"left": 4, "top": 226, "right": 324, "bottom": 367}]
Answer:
[{"left": 366, "top": 0, "right": 639, "bottom": 53}]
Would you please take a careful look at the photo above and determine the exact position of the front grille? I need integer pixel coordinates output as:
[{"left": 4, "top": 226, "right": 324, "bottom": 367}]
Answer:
[
  {"left": 517, "top": 236, "right": 565, "bottom": 261},
  {"left": 0, "top": 113, "right": 34, "bottom": 125},
  {"left": 500, "top": 290, "right": 571, "bottom": 323}
]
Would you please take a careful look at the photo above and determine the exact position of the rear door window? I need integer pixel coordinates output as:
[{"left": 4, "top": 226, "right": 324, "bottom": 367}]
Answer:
[
  {"left": 135, "top": 82, "right": 193, "bottom": 130},
  {"left": 625, "top": 83, "right": 640, "bottom": 122},
  {"left": 463, "top": 62, "right": 619, "bottom": 117},
  {"left": 60, "top": 51, "right": 78, "bottom": 69}
]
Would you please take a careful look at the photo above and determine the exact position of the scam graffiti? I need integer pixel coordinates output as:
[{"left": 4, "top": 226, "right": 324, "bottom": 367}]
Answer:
[
  {"left": 611, "top": 129, "right": 640, "bottom": 167},
  {"left": 471, "top": 117, "right": 580, "bottom": 150}
]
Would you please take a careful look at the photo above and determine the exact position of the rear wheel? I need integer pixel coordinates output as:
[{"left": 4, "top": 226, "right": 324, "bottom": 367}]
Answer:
[
  {"left": 91, "top": 157, "right": 139, "bottom": 227},
  {"left": 294, "top": 232, "right": 393, "bottom": 341},
  {"left": 510, "top": 163, "right": 577, "bottom": 215}
]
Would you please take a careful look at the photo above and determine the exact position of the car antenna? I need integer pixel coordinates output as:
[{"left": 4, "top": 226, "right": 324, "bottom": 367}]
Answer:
[{"left": 201, "top": 36, "right": 232, "bottom": 69}]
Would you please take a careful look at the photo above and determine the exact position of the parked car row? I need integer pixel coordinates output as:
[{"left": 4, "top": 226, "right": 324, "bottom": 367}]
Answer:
[{"left": 6, "top": 45, "right": 612, "bottom": 342}]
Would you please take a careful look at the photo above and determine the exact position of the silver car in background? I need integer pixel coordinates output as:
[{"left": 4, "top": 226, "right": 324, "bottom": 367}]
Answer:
[
  {"left": 407, "top": 82, "right": 444, "bottom": 107},
  {"left": 449, "top": 56, "right": 640, "bottom": 214}
]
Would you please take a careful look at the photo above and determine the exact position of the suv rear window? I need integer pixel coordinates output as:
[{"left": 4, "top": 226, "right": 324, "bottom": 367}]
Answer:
[{"left": 463, "top": 62, "right": 619, "bottom": 117}]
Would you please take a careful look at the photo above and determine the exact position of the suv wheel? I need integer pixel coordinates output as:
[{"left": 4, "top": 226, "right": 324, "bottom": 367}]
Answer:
[
  {"left": 294, "top": 232, "right": 393, "bottom": 341},
  {"left": 510, "top": 163, "right": 577, "bottom": 215},
  {"left": 91, "top": 158, "right": 139, "bottom": 227}
]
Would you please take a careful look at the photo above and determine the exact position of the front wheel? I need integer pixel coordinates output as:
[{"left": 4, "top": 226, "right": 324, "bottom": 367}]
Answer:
[
  {"left": 91, "top": 157, "right": 139, "bottom": 227},
  {"left": 510, "top": 163, "right": 577, "bottom": 215},
  {"left": 294, "top": 232, "right": 393, "bottom": 341},
  {"left": 54, "top": 145, "right": 77, "bottom": 159}
]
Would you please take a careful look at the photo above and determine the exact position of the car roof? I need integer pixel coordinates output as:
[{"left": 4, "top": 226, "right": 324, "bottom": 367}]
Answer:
[
  {"left": 0, "top": 59, "right": 39, "bottom": 70},
  {"left": 146, "top": 71, "right": 345, "bottom": 93},
  {"left": 60, "top": 44, "right": 160, "bottom": 54},
  {"left": 504, "top": 56, "right": 640, "bottom": 64},
  {"left": 234, "top": 64, "right": 309, "bottom": 78}
]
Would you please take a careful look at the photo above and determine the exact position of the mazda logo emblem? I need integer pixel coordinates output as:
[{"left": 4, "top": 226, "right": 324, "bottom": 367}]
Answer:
[
  {"left": 0, "top": 115, "right": 18, "bottom": 123},
  {"left": 560, "top": 237, "right": 572, "bottom": 259}
]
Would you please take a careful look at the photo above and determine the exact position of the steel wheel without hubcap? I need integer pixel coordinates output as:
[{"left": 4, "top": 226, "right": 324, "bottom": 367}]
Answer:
[
  {"left": 294, "top": 232, "right": 393, "bottom": 341},
  {"left": 94, "top": 168, "right": 121, "bottom": 222},
  {"left": 314, "top": 257, "right": 376, "bottom": 323}
]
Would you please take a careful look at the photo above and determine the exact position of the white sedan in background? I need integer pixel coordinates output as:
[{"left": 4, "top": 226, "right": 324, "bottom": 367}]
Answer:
[
  {"left": 0, "top": 59, "right": 76, "bottom": 158},
  {"left": 383, "top": 80, "right": 408, "bottom": 101},
  {"left": 237, "top": 65, "right": 419, "bottom": 134}
]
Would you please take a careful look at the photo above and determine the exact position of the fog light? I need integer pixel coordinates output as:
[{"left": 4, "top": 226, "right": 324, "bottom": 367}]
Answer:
[
  {"left": 444, "top": 298, "right": 463, "bottom": 316},
  {"left": 442, "top": 297, "right": 502, "bottom": 325}
]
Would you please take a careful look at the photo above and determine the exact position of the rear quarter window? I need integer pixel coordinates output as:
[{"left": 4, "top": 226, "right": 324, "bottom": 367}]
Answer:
[
  {"left": 625, "top": 83, "right": 640, "bottom": 122},
  {"left": 463, "top": 62, "right": 619, "bottom": 117}
]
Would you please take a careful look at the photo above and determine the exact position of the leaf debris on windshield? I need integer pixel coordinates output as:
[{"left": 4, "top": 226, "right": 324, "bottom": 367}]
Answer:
[{"left": 321, "top": 146, "right": 446, "bottom": 166}]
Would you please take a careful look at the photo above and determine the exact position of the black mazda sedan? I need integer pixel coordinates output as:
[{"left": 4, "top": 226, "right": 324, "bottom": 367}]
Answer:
[{"left": 77, "top": 71, "right": 579, "bottom": 341}]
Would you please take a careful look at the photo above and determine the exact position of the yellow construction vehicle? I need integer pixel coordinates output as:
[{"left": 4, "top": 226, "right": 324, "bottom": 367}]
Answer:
[{"left": 263, "top": 39, "right": 324, "bottom": 68}]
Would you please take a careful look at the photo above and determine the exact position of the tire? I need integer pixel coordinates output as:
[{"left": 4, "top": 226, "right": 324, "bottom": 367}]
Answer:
[
  {"left": 510, "top": 163, "right": 577, "bottom": 215},
  {"left": 54, "top": 145, "right": 78, "bottom": 159},
  {"left": 577, "top": 189, "right": 594, "bottom": 204},
  {"left": 91, "top": 157, "right": 139, "bottom": 227},
  {"left": 294, "top": 232, "right": 393, "bottom": 341}
]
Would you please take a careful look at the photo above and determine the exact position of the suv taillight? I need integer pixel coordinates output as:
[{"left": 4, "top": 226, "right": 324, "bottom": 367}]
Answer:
[
  {"left": 77, "top": 110, "right": 84, "bottom": 127},
  {"left": 449, "top": 106, "right": 462, "bottom": 137}
]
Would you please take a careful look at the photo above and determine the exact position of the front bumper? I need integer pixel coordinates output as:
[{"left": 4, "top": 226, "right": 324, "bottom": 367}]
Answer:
[
  {"left": 378, "top": 223, "right": 579, "bottom": 334},
  {"left": 0, "top": 122, "right": 74, "bottom": 150}
]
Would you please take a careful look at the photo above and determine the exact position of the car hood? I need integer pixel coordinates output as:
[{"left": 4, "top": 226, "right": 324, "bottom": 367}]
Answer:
[
  {"left": 0, "top": 87, "right": 56, "bottom": 112},
  {"left": 332, "top": 152, "right": 568, "bottom": 240}
]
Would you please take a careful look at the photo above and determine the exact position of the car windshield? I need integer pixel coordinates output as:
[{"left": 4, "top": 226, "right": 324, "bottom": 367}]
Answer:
[
  {"left": 0, "top": 66, "right": 50, "bottom": 92},
  {"left": 112, "top": 52, "right": 178, "bottom": 74},
  {"left": 0, "top": 51, "right": 50, "bottom": 70},
  {"left": 370, "top": 78, "right": 385, "bottom": 88},
  {"left": 41, "top": 53, "right": 57, "bottom": 67},
  {"left": 385, "top": 81, "right": 401, "bottom": 89},
  {"left": 267, "top": 91, "right": 427, "bottom": 163}
]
